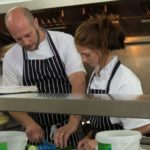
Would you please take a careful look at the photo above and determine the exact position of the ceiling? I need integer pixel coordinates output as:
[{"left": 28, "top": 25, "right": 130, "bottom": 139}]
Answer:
[{"left": 0, "top": 0, "right": 31, "bottom": 5}]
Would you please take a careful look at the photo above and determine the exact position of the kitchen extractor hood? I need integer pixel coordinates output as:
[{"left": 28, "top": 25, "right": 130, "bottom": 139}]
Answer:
[
  {"left": 0, "top": 0, "right": 118, "bottom": 14},
  {"left": 0, "top": 0, "right": 150, "bottom": 45}
]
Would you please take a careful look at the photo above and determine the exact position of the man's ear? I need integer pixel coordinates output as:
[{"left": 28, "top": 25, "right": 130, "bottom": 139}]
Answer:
[{"left": 33, "top": 17, "right": 39, "bottom": 28}]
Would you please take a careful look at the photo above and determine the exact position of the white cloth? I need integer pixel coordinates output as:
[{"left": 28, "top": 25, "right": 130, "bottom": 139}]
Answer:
[
  {"left": 89, "top": 56, "right": 150, "bottom": 129},
  {"left": 2, "top": 30, "right": 85, "bottom": 86}
]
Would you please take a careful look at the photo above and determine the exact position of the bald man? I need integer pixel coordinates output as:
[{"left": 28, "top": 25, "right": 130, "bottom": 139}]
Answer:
[{"left": 3, "top": 6, "right": 86, "bottom": 149}]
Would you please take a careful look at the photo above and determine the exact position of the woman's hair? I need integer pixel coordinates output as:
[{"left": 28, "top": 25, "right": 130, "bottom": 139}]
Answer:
[{"left": 74, "top": 15, "right": 125, "bottom": 52}]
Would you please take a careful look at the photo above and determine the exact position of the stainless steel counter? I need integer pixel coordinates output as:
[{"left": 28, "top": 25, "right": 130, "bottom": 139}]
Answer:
[
  {"left": 0, "top": 93, "right": 150, "bottom": 119},
  {"left": 1, "top": 93, "right": 150, "bottom": 149},
  {"left": 141, "top": 144, "right": 150, "bottom": 150}
]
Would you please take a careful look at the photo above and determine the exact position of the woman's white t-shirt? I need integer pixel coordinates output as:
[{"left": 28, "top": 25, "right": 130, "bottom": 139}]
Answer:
[{"left": 89, "top": 56, "right": 150, "bottom": 129}]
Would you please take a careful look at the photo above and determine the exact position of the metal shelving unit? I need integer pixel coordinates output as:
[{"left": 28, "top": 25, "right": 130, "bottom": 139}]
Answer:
[
  {"left": 0, "top": 93, "right": 150, "bottom": 119},
  {"left": 1, "top": 93, "right": 150, "bottom": 149}
]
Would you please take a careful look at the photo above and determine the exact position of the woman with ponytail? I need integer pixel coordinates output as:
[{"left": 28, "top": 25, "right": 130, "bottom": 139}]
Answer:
[{"left": 75, "top": 15, "right": 150, "bottom": 150}]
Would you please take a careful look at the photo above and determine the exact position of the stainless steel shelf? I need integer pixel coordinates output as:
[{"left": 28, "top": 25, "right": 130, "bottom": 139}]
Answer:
[{"left": 0, "top": 93, "right": 150, "bottom": 119}]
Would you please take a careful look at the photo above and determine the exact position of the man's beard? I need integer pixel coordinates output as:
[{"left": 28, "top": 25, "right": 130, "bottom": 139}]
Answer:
[{"left": 24, "top": 27, "right": 40, "bottom": 51}]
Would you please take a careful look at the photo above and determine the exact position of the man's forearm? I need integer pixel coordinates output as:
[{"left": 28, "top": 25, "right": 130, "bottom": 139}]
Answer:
[
  {"left": 9, "top": 112, "right": 35, "bottom": 128},
  {"left": 68, "top": 115, "right": 81, "bottom": 132},
  {"left": 68, "top": 72, "right": 86, "bottom": 129},
  {"left": 69, "top": 72, "right": 86, "bottom": 94}
]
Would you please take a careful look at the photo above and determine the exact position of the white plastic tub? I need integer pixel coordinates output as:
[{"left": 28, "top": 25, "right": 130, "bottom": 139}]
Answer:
[
  {"left": 0, "top": 131, "right": 27, "bottom": 150},
  {"left": 96, "top": 130, "right": 142, "bottom": 150}
]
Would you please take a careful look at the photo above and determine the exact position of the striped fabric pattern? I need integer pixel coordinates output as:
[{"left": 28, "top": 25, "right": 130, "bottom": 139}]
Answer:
[
  {"left": 22, "top": 30, "right": 84, "bottom": 148},
  {"left": 88, "top": 60, "right": 123, "bottom": 134}
]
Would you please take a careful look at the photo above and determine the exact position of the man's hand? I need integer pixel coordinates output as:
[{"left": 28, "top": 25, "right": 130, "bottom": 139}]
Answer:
[
  {"left": 25, "top": 121, "right": 44, "bottom": 143},
  {"left": 9, "top": 112, "right": 44, "bottom": 143},
  {"left": 54, "top": 116, "right": 80, "bottom": 148}
]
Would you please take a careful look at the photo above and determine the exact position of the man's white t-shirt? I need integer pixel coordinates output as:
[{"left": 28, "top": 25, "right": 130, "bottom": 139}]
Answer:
[{"left": 3, "top": 30, "right": 85, "bottom": 86}]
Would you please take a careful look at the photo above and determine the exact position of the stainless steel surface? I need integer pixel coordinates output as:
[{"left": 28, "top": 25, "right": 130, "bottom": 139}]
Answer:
[
  {"left": 125, "top": 36, "right": 150, "bottom": 44},
  {"left": 141, "top": 144, "right": 150, "bottom": 150},
  {"left": 0, "top": 93, "right": 150, "bottom": 118}
]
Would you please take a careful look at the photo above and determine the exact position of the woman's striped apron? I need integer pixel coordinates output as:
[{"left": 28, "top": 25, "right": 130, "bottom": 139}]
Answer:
[{"left": 88, "top": 60, "right": 123, "bottom": 137}]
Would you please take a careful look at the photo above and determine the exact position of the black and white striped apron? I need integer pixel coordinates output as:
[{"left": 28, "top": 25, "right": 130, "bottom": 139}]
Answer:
[
  {"left": 88, "top": 60, "right": 123, "bottom": 137},
  {"left": 22, "top": 30, "right": 84, "bottom": 148}
]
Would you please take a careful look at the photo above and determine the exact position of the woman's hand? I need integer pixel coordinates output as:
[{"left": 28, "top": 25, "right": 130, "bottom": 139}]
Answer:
[{"left": 78, "top": 138, "right": 97, "bottom": 150}]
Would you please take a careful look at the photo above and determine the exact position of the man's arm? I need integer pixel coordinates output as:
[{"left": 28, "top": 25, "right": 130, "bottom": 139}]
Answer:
[
  {"left": 69, "top": 71, "right": 86, "bottom": 94},
  {"left": 3, "top": 50, "right": 44, "bottom": 143},
  {"left": 9, "top": 112, "right": 44, "bottom": 143},
  {"left": 68, "top": 71, "right": 86, "bottom": 143},
  {"left": 68, "top": 71, "right": 86, "bottom": 133},
  {"left": 68, "top": 71, "right": 86, "bottom": 137},
  {"left": 54, "top": 71, "right": 86, "bottom": 148}
]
